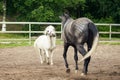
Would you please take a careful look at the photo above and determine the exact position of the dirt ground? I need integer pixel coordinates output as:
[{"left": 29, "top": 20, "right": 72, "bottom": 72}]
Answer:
[{"left": 0, "top": 44, "right": 120, "bottom": 80}]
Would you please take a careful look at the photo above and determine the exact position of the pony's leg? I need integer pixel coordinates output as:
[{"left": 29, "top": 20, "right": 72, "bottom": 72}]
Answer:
[
  {"left": 39, "top": 49, "right": 43, "bottom": 64},
  {"left": 42, "top": 50, "right": 46, "bottom": 63},
  {"left": 50, "top": 50, "right": 54, "bottom": 65},
  {"left": 45, "top": 49, "right": 50, "bottom": 65},
  {"left": 63, "top": 43, "right": 70, "bottom": 73},
  {"left": 73, "top": 46, "right": 78, "bottom": 73}
]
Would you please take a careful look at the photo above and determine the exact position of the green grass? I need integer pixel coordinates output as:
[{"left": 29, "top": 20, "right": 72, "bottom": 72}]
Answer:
[
  {"left": 0, "top": 39, "right": 120, "bottom": 48},
  {"left": 0, "top": 34, "right": 120, "bottom": 48},
  {"left": 100, "top": 42, "right": 120, "bottom": 45},
  {"left": 0, "top": 33, "right": 28, "bottom": 39},
  {"left": 0, "top": 39, "right": 64, "bottom": 48},
  {"left": 56, "top": 39, "right": 63, "bottom": 45},
  {"left": 0, "top": 42, "right": 31, "bottom": 48}
]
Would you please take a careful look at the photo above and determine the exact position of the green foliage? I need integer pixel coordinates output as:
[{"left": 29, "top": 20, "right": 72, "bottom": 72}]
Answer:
[
  {"left": 95, "top": 17, "right": 114, "bottom": 32},
  {"left": 0, "top": 1, "right": 2, "bottom": 14},
  {"left": 85, "top": 0, "right": 120, "bottom": 23},
  {"left": 31, "top": 6, "right": 55, "bottom": 21},
  {"left": 0, "top": 0, "right": 119, "bottom": 23},
  {"left": 0, "top": 0, "right": 119, "bottom": 38}
]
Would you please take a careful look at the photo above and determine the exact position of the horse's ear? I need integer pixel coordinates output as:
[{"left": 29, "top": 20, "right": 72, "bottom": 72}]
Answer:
[
  {"left": 63, "top": 12, "right": 70, "bottom": 18},
  {"left": 59, "top": 16, "right": 62, "bottom": 19}
]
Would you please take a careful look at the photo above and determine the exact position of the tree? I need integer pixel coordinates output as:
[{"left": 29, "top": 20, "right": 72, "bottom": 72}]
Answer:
[
  {"left": 85, "top": 0, "right": 120, "bottom": 23},
  {"left": 1, "top": 0, "right": 120, "bottom": 23},
  {"left": 1, "top": 0, "right": 6, "bottom": 31}
]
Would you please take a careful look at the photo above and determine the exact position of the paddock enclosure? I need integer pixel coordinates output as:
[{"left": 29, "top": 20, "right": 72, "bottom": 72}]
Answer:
[
  {"left": 0, "top": 44, "right": 120, "bottom": 80},
  {"left": 0, "top": 22, "right": 120, "bottom": 44}
]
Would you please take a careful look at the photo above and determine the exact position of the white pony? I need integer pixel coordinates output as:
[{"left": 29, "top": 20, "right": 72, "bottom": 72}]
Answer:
[{"left": 34, "top": 25, "right": 56, "bottom": 65}]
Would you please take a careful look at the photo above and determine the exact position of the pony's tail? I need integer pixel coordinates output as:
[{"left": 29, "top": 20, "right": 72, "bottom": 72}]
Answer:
[
  {"left": 34, "top": 40, "right": 37, "bottom": 48},
  {"left": 34, "top": 40, "right": 39, "bottom": 54},
  {"left": 79, "top": 22, "right": 99, "bottom": 63}
]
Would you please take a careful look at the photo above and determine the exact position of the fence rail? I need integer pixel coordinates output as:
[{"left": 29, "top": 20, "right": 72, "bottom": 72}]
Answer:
[{"left": 0, "top": 22, "right": 120, "bottom": 44}]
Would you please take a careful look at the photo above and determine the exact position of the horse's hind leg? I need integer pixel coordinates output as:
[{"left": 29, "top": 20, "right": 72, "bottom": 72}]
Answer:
[
  {"left": 73, "top": 47, "right": 78, "bottom": 73},
  {"left": 77, "top": 45, "right": 90, "bottom": 75},
  {"left": 81, "top": 46, "right": 91, "bottom": 75},
  {"left": 81, "top": 40, "right": 92, "bottom": 75},
  {"left": 63, "top": 43, "right": 70, "bottom": 73},
  {"left": 82, "top": 56, "right": 91, "bottom": 76}
]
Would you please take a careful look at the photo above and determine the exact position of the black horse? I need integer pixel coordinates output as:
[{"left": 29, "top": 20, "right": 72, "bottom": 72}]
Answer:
[{"left": 59, "top": 13, "right": 99, "bottom": 76}]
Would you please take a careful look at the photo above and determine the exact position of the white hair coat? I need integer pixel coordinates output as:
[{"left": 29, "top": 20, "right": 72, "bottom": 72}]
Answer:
[{"left": 34, "top": 25, "right": 56, "bottom": 65}]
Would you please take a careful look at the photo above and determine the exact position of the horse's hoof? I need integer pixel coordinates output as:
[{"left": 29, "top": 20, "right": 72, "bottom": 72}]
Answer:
[
  {"left": 47, "top": 62, "right": 50, "bottom": 65},
  {"left": 66, "top": 68, "right": 70, "bottom": 73},
  {"left": 81, "top": 73, "right": 86, "bottom": 76}
]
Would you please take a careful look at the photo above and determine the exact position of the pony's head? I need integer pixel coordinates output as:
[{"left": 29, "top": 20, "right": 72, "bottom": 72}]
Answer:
[{"left": 44, "top": 25, "right": 56, "bottom": 37}]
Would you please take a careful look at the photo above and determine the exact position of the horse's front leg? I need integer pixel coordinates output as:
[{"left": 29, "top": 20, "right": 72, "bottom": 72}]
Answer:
[
  {"left": 63, "top": 43, "right": 70, "bottom": 73},
  {"left": 73, "top": 47, "right": 78, "bottom": 73}
]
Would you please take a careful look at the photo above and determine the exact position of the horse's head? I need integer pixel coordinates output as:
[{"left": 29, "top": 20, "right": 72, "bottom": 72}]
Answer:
[
  {"left": 44, "top": 25, "right": 56, "bottom": 37},
  {"left": 59, "top": 13, "right": 70, "bottom": 22}
]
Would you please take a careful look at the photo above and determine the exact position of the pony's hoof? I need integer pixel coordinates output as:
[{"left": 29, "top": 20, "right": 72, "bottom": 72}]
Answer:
[
  {"left": 81, "top": 73, "right": 86, "bottom": 76},
  {"left": 50, "top": 63, "right": 53, "bottom": 65},
  {"left": 66, "top": 68, "right": 70, "bottom": 73},
  {"left": 43, "top": 60, "right": 46, "bottom": 63},
  {"left": 75, "top": 70, "right": 78, "bottom": 73},
  {"left": 41, "top": 61, "right": 43, "bottom": 64}
]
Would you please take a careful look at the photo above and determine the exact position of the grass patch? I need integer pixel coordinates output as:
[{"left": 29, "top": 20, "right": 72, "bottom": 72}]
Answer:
[
  {"left": 0, "top": 39, "right": 64, "bottom": 48},
  {"left": 0, "top": 33, "right": 28, "bottom": 39},
  {"left": 0, "top": 39, "right": 120, "bottom": 48},
  {"left": 100, "top": 41, "right": 120, "bottom": 45},
  {"left": 56, "top": 39, "right": 63, "bottom": 45},
  {"left": 0, "top": 42, "right": 31, "bottom": 48}
]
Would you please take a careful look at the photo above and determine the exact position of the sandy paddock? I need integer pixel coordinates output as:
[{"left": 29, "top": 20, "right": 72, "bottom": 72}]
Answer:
[{"left": 0, "top": 44, "right": 120, "bottom": 80}]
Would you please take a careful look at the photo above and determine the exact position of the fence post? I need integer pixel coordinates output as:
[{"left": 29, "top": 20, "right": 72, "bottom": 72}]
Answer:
[
  {"left": 29, "top": 24, "right": 32, "bottom": 44},
  {"left": 61, "top": 24, "right": 62, "bottom": 39},
  {"left": 109, "top": 24, "right": 112, "bottom": 40}
]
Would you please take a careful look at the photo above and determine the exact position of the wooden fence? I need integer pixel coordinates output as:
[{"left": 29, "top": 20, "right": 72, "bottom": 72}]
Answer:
[{"left": 0, "top": 22, "right": 120, "bottom": 44}]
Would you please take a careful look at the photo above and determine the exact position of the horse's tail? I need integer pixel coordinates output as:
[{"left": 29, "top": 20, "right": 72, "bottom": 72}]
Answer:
[{"left": 79, "top": 22, "right": 99, "bottom": 62}]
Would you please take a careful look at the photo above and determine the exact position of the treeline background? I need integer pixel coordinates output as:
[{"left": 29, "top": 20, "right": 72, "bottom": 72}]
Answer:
[
  {"left": 0, "top": 0, "right": 120, "bottom": 22},
  {"left": 0, "top": 0, "right": 120, "bottom": 38}
]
